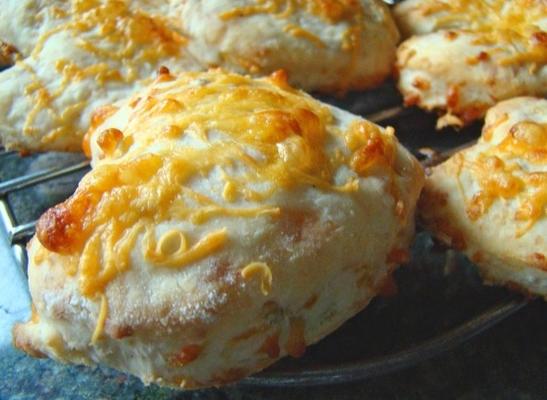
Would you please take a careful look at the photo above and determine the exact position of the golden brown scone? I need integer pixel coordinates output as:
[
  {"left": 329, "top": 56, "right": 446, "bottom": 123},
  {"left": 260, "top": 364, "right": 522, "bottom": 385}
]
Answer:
[
  {"left": 14, "top": 70, "right": 424, "bottom": 389},
  {"left": 0, "top": 0, "right": 399, "bottom": 153},
  {"left": 393, "top": 0, "right": 547, "bottom": 127},
  {"left": 420, "top": 97, "right": 547, "bottom": 298}
]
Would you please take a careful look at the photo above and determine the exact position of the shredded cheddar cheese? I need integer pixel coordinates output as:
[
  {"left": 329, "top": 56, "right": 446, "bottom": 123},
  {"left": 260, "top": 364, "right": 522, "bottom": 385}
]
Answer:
[
  {"left": 33, "top": 1, "right": 186, "bottom": 61},
  {"left": 35, "top": 70, "right": 401, "bottom": 341},
  {"left": 282, "top": 24, "right": 326, "bottom": 48},
  {"left": 91, "top": 294, "right": 108, "bottom": 344},
  {"left": 419, "top": 0, "right": 547, "bottom": 66},
  {"left": 460, "top": 118, "right": 546, "bottom": 236},
  {"left": 241, "top": 262, "right": 273, "bottom": 295},
  {"left": 21, "top": 0, "right": 187, "bottom": 140},
  {"left": 219, "top": 0, "right": 364, "bottom": 24},
  {"left": 157, "top": 230, "right": 188, "bottom": 256},
  {"left": 222, "top": 180, "right": 237, "bottom": 202},
  {"left": 219, "top": 0, "right": 368, "bottom": 88},
  {"left": 144, "top": 228, "right": 228, "bottom": 268}
]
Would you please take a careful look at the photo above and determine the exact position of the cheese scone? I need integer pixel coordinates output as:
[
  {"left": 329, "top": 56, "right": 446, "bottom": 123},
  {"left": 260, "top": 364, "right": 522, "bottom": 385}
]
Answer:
[
  {"left": 0, "top": 0, "right": 399, "bottom": 153},
  {"left": 393, "top": 0, "right": 547, "bottom": 127},
  {"left": 13, "top": 70, "right": 424, "bottom": 388},
  {"left": 0, "top": 0, "right": 196, "bottom": 152},
  {"left": 169, "top": 0, "right": 399, "bottom": 93},
  {"left": 420, "top": 97, "right": 547, "bottom": 298}
]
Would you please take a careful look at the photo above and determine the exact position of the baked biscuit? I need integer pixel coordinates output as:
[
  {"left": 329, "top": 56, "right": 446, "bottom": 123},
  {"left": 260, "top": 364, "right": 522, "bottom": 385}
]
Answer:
[
  {"left": 0, "top": 0, "right": 399, "bottom": 152},
  {"left": 0, "top": 0, "right": 197, "bottom": 152},
  {"left": 420, "top": 97, "right": 547, "bottom": 298},
  {"left": 393, "top": 0, "right": 547, "bottom": 127},
  {"left": 171, "top": 0, "right": 399, "bottom": 93},
  {"left": 13, "top": 70, "right": 424, "bottom": 388}
]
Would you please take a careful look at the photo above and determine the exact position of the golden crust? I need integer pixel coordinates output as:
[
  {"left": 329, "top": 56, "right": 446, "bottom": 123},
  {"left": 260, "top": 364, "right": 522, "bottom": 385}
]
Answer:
[
  {"left": 14, "top": 70, "right": 424, "bottom": 388},
  {"left": 0, "top": 0, "right": 399, "bottom": 152},
  {"left": 0, "top": 41, "right": 19, "bottom": 65},
  {"left": 420, "top": 97, "right": 547, "bottom": 298},
  {"left": 394, "top": 0, "right": 547, "bottom": 125}
]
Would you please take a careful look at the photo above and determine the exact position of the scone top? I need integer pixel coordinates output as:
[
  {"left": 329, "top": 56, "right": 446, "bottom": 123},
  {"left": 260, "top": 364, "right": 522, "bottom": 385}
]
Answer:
[
  {"left": 396, "top": 0, "right": 546, "bottom": 55},
  {"left": 395, "top": 0, "right": 547, "bottom": 71},
  {"left": 37, "top": 69, "right": 413, "bottom": 311},
  {"left": 219, "top": 0, "right": 365, "bottom": 23},
  {"left": 420, "top": 97, "right": 546, "bottom": 264},
  {"left": 393, "top": 0, "right": 546, "bottom": 126},
  {"left": 465, "top": 98, "right": 546, "bottom": 234}
]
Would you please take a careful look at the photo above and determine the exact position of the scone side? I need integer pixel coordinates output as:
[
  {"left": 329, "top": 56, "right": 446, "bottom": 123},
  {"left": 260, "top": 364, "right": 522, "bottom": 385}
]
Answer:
[{"left": 419, "top": 97, "right": 547, "bottom": 297}]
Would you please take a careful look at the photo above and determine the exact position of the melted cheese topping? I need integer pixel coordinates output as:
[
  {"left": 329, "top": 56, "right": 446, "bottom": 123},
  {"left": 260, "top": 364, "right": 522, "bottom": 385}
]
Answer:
[
  {"left": 91, "top": 294, "right": 108, "bottom": 344},
  {"left": 144, "top": 228, "right": 228, "bottom": 268},
  {"left": 219, "top": 0, "right": 368, "bottom": 89},
  {"left": 33, "top": 0, "right": 185, "bottom": 63},
  {"left": 461, "top": 118, "right": 546, "bottom": 236},
  {"left": 419, "top": 0, "right": 547, "bottom": 66},
  {"left": 241, "top": 262, "right": 273, "bottom": 295},
  {"left": 219, "top": 0, "right": 363, "bottom": 23},
  {"left": 283, "top": 24, "right": 326, "bottom": 48},
  {"left": 36, "top": 70, "right": 400, "bottom": 339},
  {"left": 21, "top": 0, "right": 187, "bottom": 139}
]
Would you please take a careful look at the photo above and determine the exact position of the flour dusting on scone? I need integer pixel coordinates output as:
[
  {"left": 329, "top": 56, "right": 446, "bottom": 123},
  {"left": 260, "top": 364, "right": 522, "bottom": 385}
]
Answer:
[
  {"left": 13, "top": 70, "right": 424, "bottom": 389},
  {"left": 394, "top": 0, "right": 547, "bottom": 126},
  {"left": 420, "top": 97, "right": 547, "bottom": 298}
]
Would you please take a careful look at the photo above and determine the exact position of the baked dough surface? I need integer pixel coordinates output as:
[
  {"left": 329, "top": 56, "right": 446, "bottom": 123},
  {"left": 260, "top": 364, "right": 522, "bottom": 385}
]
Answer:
[
  {"left": 394, "top": 0, "right": 547, "bottom": 126},
  {"left": 420, "top": 97, "right": 547, "bottom": 298},
  {"left": 14, "top": 70, "right": 424, "bottom": 388},
  {"left": 0, "top": 0, "right": 399, "bottom": 152}
]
